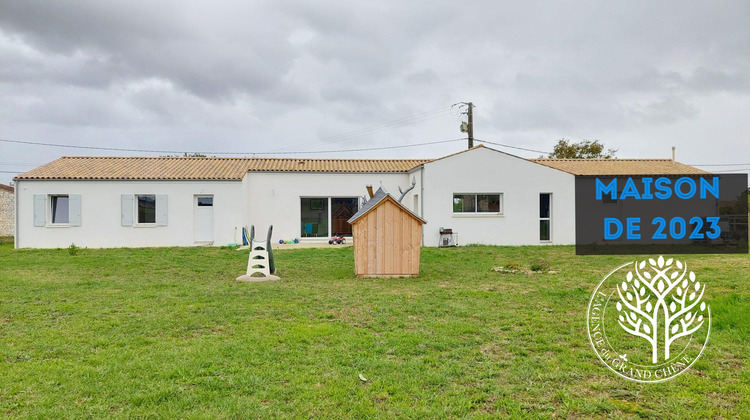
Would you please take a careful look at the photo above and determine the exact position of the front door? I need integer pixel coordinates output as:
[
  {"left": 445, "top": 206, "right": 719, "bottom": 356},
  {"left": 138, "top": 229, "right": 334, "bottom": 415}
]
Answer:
[{"left": 194, "top": 195, "right": 214, "bottom": 243}]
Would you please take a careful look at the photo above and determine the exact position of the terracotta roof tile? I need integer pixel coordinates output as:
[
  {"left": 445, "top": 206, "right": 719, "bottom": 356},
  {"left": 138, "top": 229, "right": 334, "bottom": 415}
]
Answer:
[
  {"left": 530, "top": 158, "right": 710, "bottom": 175},
  {"left": 245, "top": 158, "right": 430, "bottom": 173},
  {"left": 15, "top": 156, "right": 431, "bottom": 180},
  {"left": 0, "top": 183, "right": 13, "bottom": 193},
  {"left": 14, "top": 154, "right": 709, "bottom": 180}
]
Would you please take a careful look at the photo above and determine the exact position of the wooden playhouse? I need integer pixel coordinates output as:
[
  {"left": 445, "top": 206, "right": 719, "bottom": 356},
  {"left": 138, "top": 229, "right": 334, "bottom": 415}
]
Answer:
[{"left": 347, "top": 187, "right": 427, "bottom": 278}]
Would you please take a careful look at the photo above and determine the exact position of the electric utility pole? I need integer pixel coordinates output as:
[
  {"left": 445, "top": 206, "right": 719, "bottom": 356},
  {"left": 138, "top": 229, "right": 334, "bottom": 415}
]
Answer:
[
  {"left": 455, "top": 101, "right": 475, "bottom": 149},
  {"left": 467, "top": 102, "right": 474, "bottom": 149}
]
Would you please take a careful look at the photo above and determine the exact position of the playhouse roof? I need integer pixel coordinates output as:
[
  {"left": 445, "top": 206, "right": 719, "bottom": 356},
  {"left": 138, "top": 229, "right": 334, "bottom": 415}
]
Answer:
[{"left": 347, "top": 187, "right": 426, "bottom": 225}]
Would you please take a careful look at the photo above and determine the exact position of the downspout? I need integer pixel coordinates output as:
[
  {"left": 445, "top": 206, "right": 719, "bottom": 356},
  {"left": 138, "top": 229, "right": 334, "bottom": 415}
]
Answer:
[
  {"left": 14, "top": 180, "right": 19, "bottom": 249},
  {"left": 420, "top": 165, "right": 425, "bottom": 246}
]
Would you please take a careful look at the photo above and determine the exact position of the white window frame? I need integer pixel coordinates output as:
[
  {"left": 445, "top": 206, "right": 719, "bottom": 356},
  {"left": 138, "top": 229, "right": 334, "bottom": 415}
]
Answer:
[
  {"left": 539, "top": 193, "right": 552, "bottom": 242},
  {"left": 49, "top": 194, "right": 70, "bottom": 226},
  {"left": 452, "top": 193, "right": 504, "bottom": 216}
]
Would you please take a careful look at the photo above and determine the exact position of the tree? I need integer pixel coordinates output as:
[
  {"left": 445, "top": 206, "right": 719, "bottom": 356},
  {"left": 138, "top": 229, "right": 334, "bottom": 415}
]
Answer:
[
  {"left": 615, "top": 256, "right": 708, "bottom": 363},
  {"left": 548, "top": 139, "right": 617, "bottom": 159}
]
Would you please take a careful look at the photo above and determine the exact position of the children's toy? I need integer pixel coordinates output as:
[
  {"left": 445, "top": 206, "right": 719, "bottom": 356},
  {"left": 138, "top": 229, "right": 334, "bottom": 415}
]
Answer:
[
  {"left": 241, "top": 226, "right": 250, "bottom": 246},
  {"left": 329, "top": 236, "right": 347, "bottom": 244},
  {"left": 237, "top": 225, "right": 279, "bottom": 282}
]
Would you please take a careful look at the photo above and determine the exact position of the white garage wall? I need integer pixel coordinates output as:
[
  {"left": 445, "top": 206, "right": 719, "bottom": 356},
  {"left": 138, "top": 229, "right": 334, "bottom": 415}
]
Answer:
[
  {"left": 244, "top": 172, "right": 410, "bottom": 242},
  {"left": 418, "top": 147, "right": 576, "bottom": 246},
  {"left": 16, "top": 180, "right": 243, "bottom": 248}
]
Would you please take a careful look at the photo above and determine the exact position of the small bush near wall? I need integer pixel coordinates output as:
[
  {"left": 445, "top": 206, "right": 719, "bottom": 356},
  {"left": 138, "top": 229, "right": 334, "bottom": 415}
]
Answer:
[{"left": 0, "top": 236, "right": 13, "bottom": 245}]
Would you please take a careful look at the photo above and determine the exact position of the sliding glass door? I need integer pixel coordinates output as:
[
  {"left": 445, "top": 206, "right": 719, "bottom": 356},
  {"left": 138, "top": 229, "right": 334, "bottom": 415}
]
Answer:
[{"left": 300, "top": 197, "right": 359, "bottom": 238}]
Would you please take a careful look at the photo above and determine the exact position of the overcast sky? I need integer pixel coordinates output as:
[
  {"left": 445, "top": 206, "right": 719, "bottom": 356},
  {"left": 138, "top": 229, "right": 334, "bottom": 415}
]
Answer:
[{"left": 1, "top": 1, "right": 749, "bottom": 185}]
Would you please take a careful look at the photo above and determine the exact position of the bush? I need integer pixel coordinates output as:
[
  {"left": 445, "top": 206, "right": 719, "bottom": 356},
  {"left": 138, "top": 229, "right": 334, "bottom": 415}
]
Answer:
[
  {"left": 530, "top": 259, "right": 551, "bottom": 272},
  {"left": 503, "top": 260, "right": 522, "bottom": 271},
  {"left": 68, "top": 243, "right": 80, "bottom": 256}
]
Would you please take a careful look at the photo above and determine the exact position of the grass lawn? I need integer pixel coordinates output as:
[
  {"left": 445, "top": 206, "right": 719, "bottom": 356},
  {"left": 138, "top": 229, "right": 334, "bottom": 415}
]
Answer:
[{"left": 0, "top": 244, "right": 748, "bottom": 418}]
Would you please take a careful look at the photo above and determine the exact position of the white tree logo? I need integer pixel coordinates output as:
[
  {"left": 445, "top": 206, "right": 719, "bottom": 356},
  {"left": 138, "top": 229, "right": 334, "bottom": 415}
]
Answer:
[{"left": 614, "top": 256, "right": 708, "bottom": 364}]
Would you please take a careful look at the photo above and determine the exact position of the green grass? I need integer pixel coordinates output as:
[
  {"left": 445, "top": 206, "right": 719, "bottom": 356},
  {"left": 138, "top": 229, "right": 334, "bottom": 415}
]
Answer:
[{"left": 0, "top": 244, "right": 748, "bottom": 418}]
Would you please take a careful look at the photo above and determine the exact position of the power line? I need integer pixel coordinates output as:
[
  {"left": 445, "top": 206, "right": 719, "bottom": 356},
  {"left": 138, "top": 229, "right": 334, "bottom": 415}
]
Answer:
[
  {"left": 710, "top": 168, "right": 750, "bottom": 173},
  {"left": 267, "top": 138, "right": 466, "bottom": 155},
  {"left": 690, "top": 163, "right": 750, "bottom": 166},
  {"left": 1, "top": 138, "right": 189, "bottom": 154},
  {"left": 0, "top": 137, "right": 465, "bottom": 156},
  {"left": 278, "top": 107, "right": 453, "bottom": 152},
  {"left": 474, "top": 138, "right": 551, "bottom": 155}
]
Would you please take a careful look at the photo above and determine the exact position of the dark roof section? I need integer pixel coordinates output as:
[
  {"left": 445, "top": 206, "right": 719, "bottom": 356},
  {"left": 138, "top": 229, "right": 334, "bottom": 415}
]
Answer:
[
  {"left": 348, "top": 187, "right": 426, "bottom": 225},
  {"left": 0, "top": 183, "right": 14, "bottom": 193}
]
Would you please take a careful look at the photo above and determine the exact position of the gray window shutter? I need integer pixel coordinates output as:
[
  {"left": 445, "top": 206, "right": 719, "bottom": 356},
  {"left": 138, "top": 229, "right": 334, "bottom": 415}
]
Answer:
[
  {"left": 69, "top": 194, "right": 82, "bottom": 226},
  {"left": 121, "top": 194, "right": 133, "bottom": 226},
  {"left": 33, "top": 194, "right": 46, "bottom": 227},
  {"left": 156, "top": 194, "right": 168, "bottom": 226}
]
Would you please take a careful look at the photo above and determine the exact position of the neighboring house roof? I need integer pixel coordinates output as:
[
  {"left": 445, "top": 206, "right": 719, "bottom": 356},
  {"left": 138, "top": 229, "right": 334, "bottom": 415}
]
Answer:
[
  {"left": 348, "top": 187, "right": 426, "bottom": 225},
  {"left": 0, "top": 183, "right": 13, "bottom": 193},
  {"left": 530, "top": 158, "right": 710, "bottom": 175},
  {"left": 15, "top": 156, "right": 431, "bottom": 180}
]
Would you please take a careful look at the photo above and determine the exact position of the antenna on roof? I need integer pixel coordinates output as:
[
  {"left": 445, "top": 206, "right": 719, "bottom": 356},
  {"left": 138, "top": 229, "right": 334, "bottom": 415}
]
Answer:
[{"left": 397, "top": 177, "right": 417, "bottom": 203}]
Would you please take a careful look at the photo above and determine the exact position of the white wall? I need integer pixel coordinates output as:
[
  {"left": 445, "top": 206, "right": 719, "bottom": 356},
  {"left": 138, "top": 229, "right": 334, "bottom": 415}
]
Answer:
[
  {"left": 244, "top": 172, "right": 410, "bottom": 242},
  {"left": 15, "top": 149, "right": 578, "bottom": 249},
  {"left": 16, "top": 180, "right": 243, "bottom": 248},
  {"left": 418, "top": 147, "right": 576, "bottom": 246}
]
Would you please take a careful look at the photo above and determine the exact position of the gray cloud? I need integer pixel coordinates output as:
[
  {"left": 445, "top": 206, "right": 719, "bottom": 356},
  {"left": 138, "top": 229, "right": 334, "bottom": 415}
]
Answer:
[{"left": 1, "top": 0, "right": 749, "bottom": 185}]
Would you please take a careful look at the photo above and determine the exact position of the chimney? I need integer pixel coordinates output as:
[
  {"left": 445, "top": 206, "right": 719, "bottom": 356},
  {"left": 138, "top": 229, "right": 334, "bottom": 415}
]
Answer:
[
  {"left": 366, "top": 185, "right": 374, "bottom": 198},
  {"left": 671, "top": 146, "right": 676, "bottom": 162}
]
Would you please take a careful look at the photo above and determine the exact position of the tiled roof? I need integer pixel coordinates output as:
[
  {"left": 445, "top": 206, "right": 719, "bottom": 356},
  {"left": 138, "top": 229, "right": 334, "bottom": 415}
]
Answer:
[
  {"left": 530, "top": 159, "right": 710, "bottom": 175},
  {"left": 15, "top": 157, "right": 255, "bottom": 180},
  {"left": 14, "top": 153, "right": 710, "bottom": 181},
  {"left": 0, "top": 183, "right": 13, "bottom": 193},
  {"left": 15, "top": 156, "right": 430, "bottom": 180},
  {"left": 245, "top": 158, "right": 430, "bottom": 173}
]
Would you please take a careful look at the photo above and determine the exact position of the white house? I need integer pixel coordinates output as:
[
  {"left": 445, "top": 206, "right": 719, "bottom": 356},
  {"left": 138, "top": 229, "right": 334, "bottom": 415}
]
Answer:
[{"left": 13, "top": 145, "right": 707, "bottom": 249}]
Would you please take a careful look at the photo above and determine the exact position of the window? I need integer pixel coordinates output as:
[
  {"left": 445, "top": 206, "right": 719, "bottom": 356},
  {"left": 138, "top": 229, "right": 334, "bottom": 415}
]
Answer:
[
  {"left": 50, "top": 195, "right": 70, "bottom": 224},
  {"left": 331, "top": 198, "right": 358, "bottom": 236},
  {"left": 300, "top": 197, "right": 359, "bottom": 238},
  {"left": 540, "top": 193, "right": 551, "bottom": 241},
  {"left": 453, "top": 194, "right": 502, "bottom": 214},
  {"left": 301, "top": 198, "right": 328, "bottom": 237},
  {"left": 197, "top": 197, "right": 213, "bottom": 207},
  {"left": 121, "top": 194, "right": 167, "bottom": 227},
  {"left": 33, "top": 194, "right": 81, "bottom": 227},
  {"left": 137, "top": 195, "right": 156, "bottom": 224}
]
